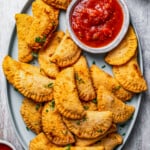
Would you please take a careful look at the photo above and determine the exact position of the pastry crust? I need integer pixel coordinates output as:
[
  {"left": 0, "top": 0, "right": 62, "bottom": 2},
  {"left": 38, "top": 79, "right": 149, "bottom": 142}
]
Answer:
[
  {"left": 74, "top": 56, "right": 96, "bottom": 101},
  {"left": 63, "top": 111, "right": 113, "bottom": 139},
  {"left": 42, "top": 0, "right": 71, "bottom": 10},
  {"left": 38, "top": 31, "right": 65, "bottom": 78},
  {"left": 97, "top": 85, "right": 135, "bottom": 124},
  {"left": 50, "top": 31, "right": 81, "bottom": 67},
  {"left": 42, "top": 102, "right": 75, "bottom": 146},
  {"left": 27, "top": 0, "right": 59, "bottom": 50},
  {"left": 14, "top": 70, "right": 54, "bottom": 102},
  {"left": 29, "top": 132, "right": 56, "bottom": 150},
  {"left": 15, "top": 14, "right": 33, "bottom": 62},
  {"left": 20, "top": 98, "right": 43, "bottom": 134},
  {"left": 75, "top": 124, "right": 117, "bottom": 146},
  {"left": 54, "top": 67, "right": 85, "bottom": 119},
  {"left": 113, "top": 55, "right": 148, "bottom": 93},
  {"left": 105, "top": 26, "right": 137, "bottom": 65},
  {"left": 90, "top": 64, "right": 133, "bottom": 101},
  {"left": 94, "top": 133, "right": 123, "bottom": 150}
]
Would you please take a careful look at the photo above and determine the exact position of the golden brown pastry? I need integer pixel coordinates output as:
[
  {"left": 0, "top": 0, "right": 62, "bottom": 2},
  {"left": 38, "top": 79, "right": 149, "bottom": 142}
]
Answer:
[
  {"left": 29, "top": 132, "right": 56, "bottom": 150},
  {"left": 14, "top": 70, "right": 54, "bottom": 102},
  {"left": 90, "top": 64, "right": 133, "bottom": 101},
  {"left": 105, "top": 26, "right": 137, "bottom": 65},
  {"left": 42, "top": 0, "right": 71, "bottom": 10},
  {"left": 73, "top": 56, "right": 96, "bottom": 101},
  {"left": 54, "top": 67, "right": 85, "bottom": 119},
  {"left": 63, "top": 111, "right": 113, "bottom": 139},
  {"left": 50, "top": 31, "right": 81, "bottom": 67},
  {"left": 81, "top": 101, "right": 97, "bottom": 111},
  {"left": 15, "top": 14, "right": 33, "bottom": 62},
  {"left": 3, "top": 56, "right": 54, "bottom": 102},
  {"left": 50, "top": 146, "right": 105, "bottom": 150},
  {"left": 2, "top": 56, "right": 20, "bottom": 84},
  {"left": 20, "top": 98, "right": 43, "bottom": 134},
  {"left": 27, "top": 0, "right": 59, "bottom": 50},
  {"left": 75, "top": 124, "right": 117, "bottom": 146},
  {"left": 38, "top": 31, "right": 65, "bottom": 78},
  {"left": 97, "top": 85, "right": 135, "bottom": 124},
  {"left": 42, "top": 101, "right": 75, "bottom": 146},
  {"left": 94, "top": 133, "right": 123, "bottom": 150},
  {"left": 113, "top": 55, "right": 148, "bottom": 93}
]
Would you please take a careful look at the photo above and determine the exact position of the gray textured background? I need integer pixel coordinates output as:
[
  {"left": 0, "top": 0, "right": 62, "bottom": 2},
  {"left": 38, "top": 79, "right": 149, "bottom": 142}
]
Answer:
[{"left": 0, "top": 0, "right": 150, "bottom": 149}]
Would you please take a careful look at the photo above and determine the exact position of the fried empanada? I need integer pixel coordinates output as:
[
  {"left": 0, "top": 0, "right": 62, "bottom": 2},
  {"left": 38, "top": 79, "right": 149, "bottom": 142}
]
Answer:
[
  {"left": 29, "top": 132, "right": 56, "bottom": 150},
  {"left": 75, "top": 124, "right": 117, "bottom": 146},
  {"left": 105, "top": 26, "right": 137, "bottom": 65},
  {"left": 94, "top": 133, "right": 123, "bottom": 150},
  {"left": 42, "top": 0, "right": 71, "bottom": 10},
  {"left": 14, "top": 70, "right": 54, "bottom": 102},
  {"left": 38, "top": 31, "right": 65, "bottom": 78},
  {"left": 74, "top": 56, "right": 96, "bottom": 101},
  {"left": 3, "top": 55, "right": 41, "bottom": 77},
  {"left": 50, "top": 31, "right": 81, "bottom": 67},
  {"left": 97, "top": 85, "right": 135, "bottom": 124},
  {"left": 42, "top": 101, "right": 75, "bottom": 146},
  {"left": 113, "top": 55, "right": 147, "bottom": 93},
  {"left": 54, "top": 67, "right": 85, "bottom": 119},
  {"left": 63, "top": 111, "right": 113, "bottom": 139},
  {"left": 90, "top": 65, "right": 133, "bottom": 101},
  {"left": 2, "top": 56, "right": 20, "bottom": 84},
  {"left": 15, "top": 14, "right": 33, "bottom": 63},
  {"left": 20, "top": 98, "right": 43, "bottom": 134},
  {"left": 3, "top": 56, "right": 54, "bottom": 102},
  {"left": 27, "top": 0, "right": 59, "bottom": 50}
]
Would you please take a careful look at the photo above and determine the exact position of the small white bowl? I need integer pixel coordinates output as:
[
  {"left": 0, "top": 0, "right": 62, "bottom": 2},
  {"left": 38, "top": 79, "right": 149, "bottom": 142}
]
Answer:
[
  {"left": 66, "top": 0, "right": 130, "bottom": 53},
  {"left": 0, "top": 139, "right": 16, "bottom": 150}
]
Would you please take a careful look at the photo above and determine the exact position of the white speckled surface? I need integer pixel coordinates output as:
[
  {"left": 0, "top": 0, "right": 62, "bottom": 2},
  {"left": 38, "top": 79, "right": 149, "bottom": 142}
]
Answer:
[{"left": 0, "top": 0, "right": 150, "bottom": 149}]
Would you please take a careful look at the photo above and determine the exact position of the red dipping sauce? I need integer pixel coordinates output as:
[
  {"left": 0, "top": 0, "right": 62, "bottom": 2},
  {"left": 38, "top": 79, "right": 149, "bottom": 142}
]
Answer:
[
  {"left": 71, "top": 0, "right": 123, "bottom": 48},
  {"left": 0, "top": 143, "right": 12, "bottom": 150}
]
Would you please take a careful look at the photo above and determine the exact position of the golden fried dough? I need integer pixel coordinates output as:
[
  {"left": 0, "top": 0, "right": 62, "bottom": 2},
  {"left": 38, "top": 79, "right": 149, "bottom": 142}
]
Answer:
[
  {"left": 75, "top": 124, "right": 117, "bottom": 146},
  {"left": 29, "top": 132, "right": 56, "bottom": 150},
  {"left": 3, "top": 56, "right": 41, "bottom": 79},
  {"left": 14, "top": 70, "right": 54, "bottom": 102},
  {"left": 81, "top": 101, "right": 97, "bottom": 111},
  {"left": 94, "top": 133, "right": 123, "bottom": 150},
  {"left": 38, "top": 31, "right": 65, "bottom": 78},
  {"left": 15, "top": 14, "right": 33, "bottom": 62},
  {"left": 42, "top": 101, "right": 75, "bottom": 146},
  {"left": 42, "top": 0, "right": 71, "bottom": 10},
  {"left": 90, "top": 64, "right": 133, "bottom": 101},
  {"left": 51, "top": 146, "right": 105, "bottom": 150},
  {"left": 74, "top": 56, "right": 96, "bottom": 101},
  {"left": 27, "top": 0, "right": 59, "bottom": 50},
  {"left": 105, "top": 26, "right": 137, "bottom": 65},
  {"left": 113, "top": 55, "right": 148, "bottom": 93},
  {"left": 2, "top": 56, "right": 20, "bottom": 84},
  {"left": 54, "top": 67, "right": 85, "bottom": 119},
  {"left": 97, "top": 85, "right": 135, "bottom": 124},
  {"left": 20, "top": 98, "right": 43, "bottom": 134},
  {"left": 50, "top": 31, "right": 81, "bottom": 67},
  {"left": 63, "top": 111, "right": 113, "bottom": 139}
]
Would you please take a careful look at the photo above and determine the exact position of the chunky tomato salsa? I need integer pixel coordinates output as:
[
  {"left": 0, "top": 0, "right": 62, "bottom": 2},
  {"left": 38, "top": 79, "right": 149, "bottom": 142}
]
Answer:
[{"left": 71, "top": 0, "right": 123, "bottom": 47}]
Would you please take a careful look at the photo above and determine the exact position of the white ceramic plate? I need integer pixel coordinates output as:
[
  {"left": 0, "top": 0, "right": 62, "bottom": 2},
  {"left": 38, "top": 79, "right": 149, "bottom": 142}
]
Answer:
[{"left": 5, "top": 0, "right": 143, "bottom": 149}]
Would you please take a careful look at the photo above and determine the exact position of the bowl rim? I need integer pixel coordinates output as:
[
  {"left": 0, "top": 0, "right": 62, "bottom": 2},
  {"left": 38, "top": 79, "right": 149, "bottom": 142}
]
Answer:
[
  {"left": 0, "top": 139, "right": 16, "bottom": 150},
  {"left": 66, "top": 0, "right": 130, "bottom": 54}
]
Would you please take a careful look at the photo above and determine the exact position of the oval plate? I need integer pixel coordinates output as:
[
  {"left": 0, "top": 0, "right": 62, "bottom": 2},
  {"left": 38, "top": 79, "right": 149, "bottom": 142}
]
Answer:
[{"left": 5, "top": 0, "right": 143, "bottom": 149}]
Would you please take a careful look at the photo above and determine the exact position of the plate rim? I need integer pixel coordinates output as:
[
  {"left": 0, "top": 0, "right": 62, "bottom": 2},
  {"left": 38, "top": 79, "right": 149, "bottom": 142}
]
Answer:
[{"left": 4, "top": 1, "right": 144, "bottom": 150}]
